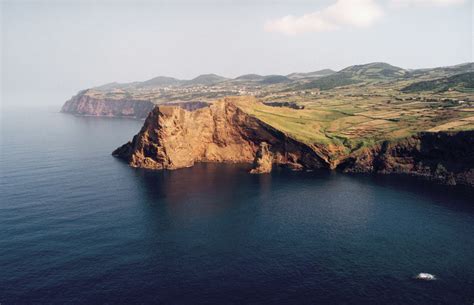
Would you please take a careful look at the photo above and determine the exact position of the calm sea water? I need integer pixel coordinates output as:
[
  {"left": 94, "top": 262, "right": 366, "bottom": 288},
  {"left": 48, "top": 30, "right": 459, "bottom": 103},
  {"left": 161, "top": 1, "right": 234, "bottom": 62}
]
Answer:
[{"left": 1, "top": 106, "right": 473, "bottom": 305}]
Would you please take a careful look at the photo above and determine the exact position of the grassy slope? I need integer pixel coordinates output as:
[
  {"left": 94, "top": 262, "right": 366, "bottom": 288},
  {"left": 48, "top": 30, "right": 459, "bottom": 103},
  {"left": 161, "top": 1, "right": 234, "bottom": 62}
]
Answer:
[
  {"left": 401, "top": 72, "right": 474, "bottom": 93},
  {"left": 236, "top": 81, "right": 474, "bottom": 159}
]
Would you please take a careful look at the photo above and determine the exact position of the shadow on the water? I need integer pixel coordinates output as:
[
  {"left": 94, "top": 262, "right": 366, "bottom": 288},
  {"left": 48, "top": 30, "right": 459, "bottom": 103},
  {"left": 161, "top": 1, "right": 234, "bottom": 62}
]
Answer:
[
  {"left": 117, "top": 160, "right": 473, "bottom": 214},
  {"left": 128, "top": 163, "right": 333, "bottom": 208},
  {"left": 345, "top": 172, "right": 474, "bottom": 212},
  {"left": 129, "top": 163, "right": 260, "bottom": 217},
  {"left": 134, "top": 163, "right": 250, "bottom": 198}
]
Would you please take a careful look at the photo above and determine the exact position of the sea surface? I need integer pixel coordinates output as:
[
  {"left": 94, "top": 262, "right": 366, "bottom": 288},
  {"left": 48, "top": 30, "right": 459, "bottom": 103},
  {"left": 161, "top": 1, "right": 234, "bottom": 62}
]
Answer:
[{"left": 1, "top": 106, "right": 474, "bottom": 305}]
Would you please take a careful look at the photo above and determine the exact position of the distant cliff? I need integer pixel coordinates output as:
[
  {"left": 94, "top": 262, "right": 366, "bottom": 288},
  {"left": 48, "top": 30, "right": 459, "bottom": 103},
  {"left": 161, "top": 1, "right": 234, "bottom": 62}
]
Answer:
[
  {"left": 113, "top": 97, "right": 474, "bottom": 187},
  {"left": 61, "top": 90, "right": 155, "bottom": 119}
]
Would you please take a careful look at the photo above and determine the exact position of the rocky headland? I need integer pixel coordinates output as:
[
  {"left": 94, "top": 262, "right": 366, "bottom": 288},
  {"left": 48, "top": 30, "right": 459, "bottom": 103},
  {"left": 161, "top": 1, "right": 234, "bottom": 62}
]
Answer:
[
  {"left": 112, "top": 97, "right": 327, "bottom": 172},
  {"left": 113, "top": 97, "right": 474, "bottom": 187},
  {"left": 61, "top": 90, "right": 155, "bottom": 119}
]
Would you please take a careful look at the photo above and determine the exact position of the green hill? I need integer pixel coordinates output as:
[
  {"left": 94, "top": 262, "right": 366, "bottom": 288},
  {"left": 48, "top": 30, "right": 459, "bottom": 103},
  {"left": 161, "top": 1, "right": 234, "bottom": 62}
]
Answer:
[
  {"left": 401, "top": 72, "right": 474, "bottom": 93},
  {"left": 293, "top": 63, "right": 408, "bottom": 91},
  {"left": 287, "top": 69, "right": 335, "bottom": 80},
  {"left": 340, "top": 62, "right": 407, "bottom": 79},
  {"left": 139, "top": 76, "right": 182, "bottom": 87},
  {"left": 185, "top": 74, "right": 228, "bottom": 86},
  {"left": 294, "top": 72, "right": 361, "bottom": 90},
  {"left": 408, "top": 63, "right": 473, "bottom": 79},
  {"left": 235, "top": 74, "right": 264, "bottom": 81},
  {"left": 259, "top": 75, "right": 291, "bottom": 84}
]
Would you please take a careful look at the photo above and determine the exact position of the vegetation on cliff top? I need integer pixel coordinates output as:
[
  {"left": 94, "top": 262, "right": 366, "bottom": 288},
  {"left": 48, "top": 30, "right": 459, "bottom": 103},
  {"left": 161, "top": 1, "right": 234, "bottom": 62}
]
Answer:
[
  {"left": 64, "top": 62, "right": 474, "bottom": 158},
  {"left": 233, "top": 90, "right": 474, "bottom": 158}
]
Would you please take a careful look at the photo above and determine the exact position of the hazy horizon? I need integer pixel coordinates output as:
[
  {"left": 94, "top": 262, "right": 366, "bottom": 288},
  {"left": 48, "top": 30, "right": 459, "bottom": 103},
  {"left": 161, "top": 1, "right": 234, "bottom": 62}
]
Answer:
[{"left": 1, "top": 0, "right": 472, "bottom": 105}]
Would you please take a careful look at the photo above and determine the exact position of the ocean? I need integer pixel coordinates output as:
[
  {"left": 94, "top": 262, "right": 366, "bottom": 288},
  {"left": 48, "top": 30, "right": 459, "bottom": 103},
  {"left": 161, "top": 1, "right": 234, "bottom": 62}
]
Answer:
[{"left": 1, "top": 106, "right": 473, "bottom": 304}]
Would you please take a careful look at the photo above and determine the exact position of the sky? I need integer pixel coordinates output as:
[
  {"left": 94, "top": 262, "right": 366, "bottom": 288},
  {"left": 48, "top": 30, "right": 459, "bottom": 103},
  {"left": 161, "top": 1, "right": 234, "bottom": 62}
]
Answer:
[{"left": 1, "top": 0, "right": 472, "bottom": 105}]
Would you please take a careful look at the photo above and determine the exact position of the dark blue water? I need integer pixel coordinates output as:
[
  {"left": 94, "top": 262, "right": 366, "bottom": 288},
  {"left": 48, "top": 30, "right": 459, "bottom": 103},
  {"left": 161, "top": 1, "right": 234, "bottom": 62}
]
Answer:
[{"left": 1, "top": 107, "right": 474, "bottom": 305}]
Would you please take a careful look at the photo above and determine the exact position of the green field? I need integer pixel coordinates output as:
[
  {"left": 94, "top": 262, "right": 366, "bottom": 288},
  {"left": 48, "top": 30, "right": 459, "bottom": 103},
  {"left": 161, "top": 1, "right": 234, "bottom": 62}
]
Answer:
[{"left": 236, "top": 80, "right": 474, "bottom": 156}]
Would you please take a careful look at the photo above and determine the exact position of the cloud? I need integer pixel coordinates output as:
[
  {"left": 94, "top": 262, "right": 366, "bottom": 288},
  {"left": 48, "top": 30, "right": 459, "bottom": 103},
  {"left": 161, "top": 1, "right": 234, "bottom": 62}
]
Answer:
[
  {"left": 264, "top": 0, "right": 384, "bottom": 35},
  {"left": 390, "top": 0, "right": 466, "bottom": 7}
]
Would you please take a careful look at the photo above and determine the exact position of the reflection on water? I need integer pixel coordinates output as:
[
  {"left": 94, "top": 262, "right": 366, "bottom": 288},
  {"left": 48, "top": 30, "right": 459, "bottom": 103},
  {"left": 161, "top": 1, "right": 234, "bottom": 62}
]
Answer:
[{"left": 349, "top": 173, "right": 474, "bottom": 212}]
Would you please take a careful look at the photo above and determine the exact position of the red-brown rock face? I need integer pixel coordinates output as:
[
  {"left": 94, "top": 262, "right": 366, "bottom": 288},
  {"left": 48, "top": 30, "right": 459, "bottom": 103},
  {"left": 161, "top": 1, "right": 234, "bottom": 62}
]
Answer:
[{"left": 112, "top": 98, "right": 328, "bottom": 171}]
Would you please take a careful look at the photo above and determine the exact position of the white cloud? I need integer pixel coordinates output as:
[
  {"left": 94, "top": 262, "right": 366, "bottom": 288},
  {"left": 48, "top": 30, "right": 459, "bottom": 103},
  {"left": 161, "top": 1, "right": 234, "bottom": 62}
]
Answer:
[
  {"left": 390, "top": 0, "right": 466, "bottom": 8},
  {"left": 264, "top": 0, "right": 384, "bottom": 35}
]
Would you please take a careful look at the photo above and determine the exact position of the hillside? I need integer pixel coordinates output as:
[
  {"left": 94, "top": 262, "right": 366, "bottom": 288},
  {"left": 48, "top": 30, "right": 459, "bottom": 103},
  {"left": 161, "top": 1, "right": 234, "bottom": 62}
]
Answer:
[
  {"left": 293, "top": 63, "right": 408, "bottom": 91},
  {"left": 184, "top": 74, "right": 228, "bottom": 86},
  {"left": 235, "top": 74, "right": 264, "bottom": 81},
  {"left": 293, "top": 72, "right": 362, "bottom": 90},
  {"left": 401, "top": 72, "right": 474, "bottom": 93},
  {"left": 138, "top": 76, "right": 183, "bottom": 87},
  {"left": 340, "top": 62, "right": 407, "bottom": 79},
  {"left": 407, "top": 63, "right": 473, "bottom": 79},
  {"left": 287, "top": 69, "right": 335, "bottom": 80},
  {"left": 61, "top": 62, "right": 474, "bottom": 122},
  {"left": 259, "top": 75, "right": 291, "bottom": 84}
]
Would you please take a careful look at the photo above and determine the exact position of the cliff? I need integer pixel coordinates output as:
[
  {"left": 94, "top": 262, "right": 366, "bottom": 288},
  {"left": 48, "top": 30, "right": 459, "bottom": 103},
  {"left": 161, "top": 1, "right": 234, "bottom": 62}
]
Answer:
[
  {"left": 112, "top": 97, "right": 327, "bottom": 171},
  {"left": 61, "top": 90, "right": 155, "bottom": 119},
  {"left": 339, "top": 131, "right": 474, "bottom": 186},
  {"left": 113, "top": 97, "right": 474, "bottom": 187}
]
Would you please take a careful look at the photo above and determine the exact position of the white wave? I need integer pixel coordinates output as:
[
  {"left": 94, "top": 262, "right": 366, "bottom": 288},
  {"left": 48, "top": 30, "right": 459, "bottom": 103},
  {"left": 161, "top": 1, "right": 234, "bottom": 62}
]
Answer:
[{"left": 414, "top": 273, "right": 436, "bottom": 281}]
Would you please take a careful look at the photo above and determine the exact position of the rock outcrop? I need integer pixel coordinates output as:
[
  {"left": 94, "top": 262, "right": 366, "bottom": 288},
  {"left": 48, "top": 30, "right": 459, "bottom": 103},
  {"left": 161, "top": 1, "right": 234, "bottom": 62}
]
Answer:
[
  {"left": 250, "top": 142, "right": 273, "bottom": 174},
  {"left": 113, "top": 97, "right": 474, "bottom": 187},
  {"left": 61, "top": 90, "right": 155, "bottom": 119}
]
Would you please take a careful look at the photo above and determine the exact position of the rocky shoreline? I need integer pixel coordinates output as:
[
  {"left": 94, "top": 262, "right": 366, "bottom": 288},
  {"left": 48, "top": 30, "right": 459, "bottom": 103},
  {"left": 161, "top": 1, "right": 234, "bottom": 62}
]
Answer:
[{"left": 112, "top": 98, "right": 474, "bottom": 187}]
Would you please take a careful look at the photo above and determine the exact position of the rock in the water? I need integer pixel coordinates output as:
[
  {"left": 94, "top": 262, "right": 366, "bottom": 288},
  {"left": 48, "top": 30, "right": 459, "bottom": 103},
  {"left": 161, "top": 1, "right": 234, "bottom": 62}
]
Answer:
[{"left": 250, "top": 142, "right": 273, "bottom": 174}]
